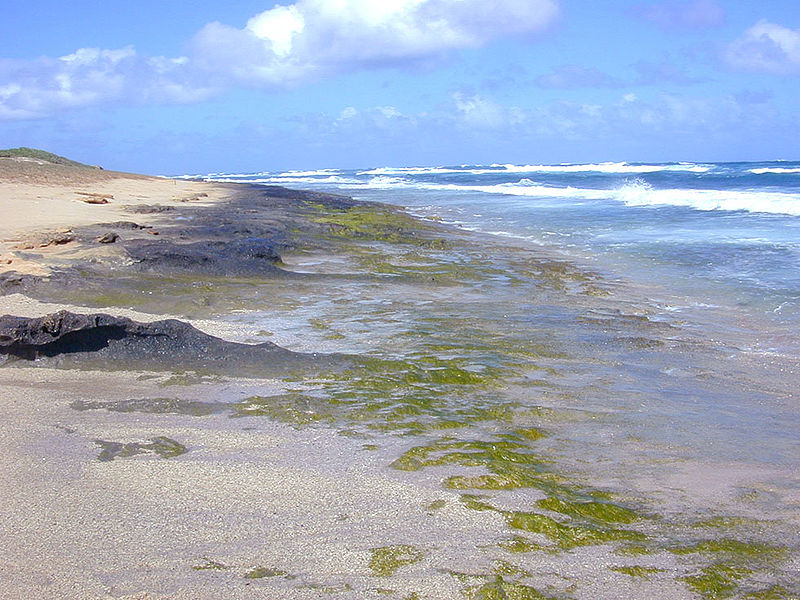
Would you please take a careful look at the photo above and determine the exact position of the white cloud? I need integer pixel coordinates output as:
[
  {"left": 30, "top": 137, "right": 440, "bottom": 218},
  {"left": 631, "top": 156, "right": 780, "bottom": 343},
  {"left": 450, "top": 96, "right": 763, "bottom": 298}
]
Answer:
[
  {"left": 190, "top": 0, "right": 559, "bottom": 83},
  {"left": 1, "top": 0, "right": 559, "bottom": 120},
  {"left": 725, "top": 20, "right": 800, "bottom": 74},
  {"left": 0, "top": 46, "right": 215, "bottom": 120},
  {"left": 451, "top": 92, "right": 529, "bottom": 130},
  {"left": 453, "top": 93, "right": 508, "bottom": 128},
  {"left": 246, "top": 5, "right": 306, "bottom": 58},
  {"left": 338, "top": 106, "right": 358, "bottom": 120}
]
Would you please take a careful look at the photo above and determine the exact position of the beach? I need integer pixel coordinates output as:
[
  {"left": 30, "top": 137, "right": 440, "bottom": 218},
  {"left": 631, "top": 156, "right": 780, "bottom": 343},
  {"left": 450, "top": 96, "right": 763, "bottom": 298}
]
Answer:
[{"left": 1, "top": 156, "right": 798, "bottom": 599}]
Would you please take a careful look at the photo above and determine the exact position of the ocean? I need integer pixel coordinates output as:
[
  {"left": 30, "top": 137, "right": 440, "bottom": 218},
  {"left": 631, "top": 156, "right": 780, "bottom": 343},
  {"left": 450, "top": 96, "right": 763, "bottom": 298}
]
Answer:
[
  {"left": 199, "top": 160, "right": 800, "bottom": 355},
  {"left": 184, "top": 161, "right": 800, "bottom": 594}
]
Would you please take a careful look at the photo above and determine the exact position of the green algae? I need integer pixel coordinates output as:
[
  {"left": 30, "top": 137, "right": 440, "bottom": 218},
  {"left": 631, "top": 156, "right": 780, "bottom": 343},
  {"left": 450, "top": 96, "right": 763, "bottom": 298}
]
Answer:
[
  {"left": 460, "top": 494, "right": 498, "bottom": 513},
  {"left": 244, "top": 566, "right": 290, "bottom": 579},
  {"left": 391, "top": 436, "right": 574, "bottom": 498},
  {"left": 493, "top": 560, "right": 531, "bottom": 578},
  {"left": 426, "top": 499, "right": 448, "bottom": 512},
  {"left": 506, "top": 427, "right": 548, "bottom": 441},
  {"left": 390, "top": 430, "right": 651, "bottom": 552},
  {"left": 614, "top": 544, "right": 654, "bottom": 556},
  {"left": 504, "top": 510, "right": 646, "bottom": 550},
  {"left": 309, "top": 204, "right": 448, "bottom": 249},
  {"left": 390, "top": 438, "right": 546, "bottom": 472},
  {"left": 71, "top": 397, "right": 225, "bottom": 416},
  {"left": 609, "top": 566, "right": 664, "bottom": 578},
  {"left": 192, "top": 558, "right": 228, "bottom": 571},
  {"left": 232, "top": 393, "right": 333, "bottom": 425},
  {"left": 301, "top": 582, "right": 353, "bottom": 593},
  {"left": 535, "top": 497, "right": 641, "bottom": 525},
  {"left": 744, "top": 585, "right": 795, "bottom": 600},
  {"left": 465, "top": 575, "right": 559, "bottom": 600},
  {"left": 160, "top": 372, "right": 223, "bottom": 387},
  {"left": 670, "top": 538, "right": 791, "bottom": 599},
  {"left": 94, "top": 436, "right": 187, "bottom": 461},
  {"left": 498, "top": 536, "right": 548, "bottom": 554},
  {"left": 669, "top": 539, "right": 786, "bottom": 561},
  {"left": 683, "top": 563, "right": 752, "bottom": 599},
  {"left": 691, "top": 517, "right": 757, "bottom": 529},
  {"left": 369, "top": 545, "right": 425, "bottom": 577}
]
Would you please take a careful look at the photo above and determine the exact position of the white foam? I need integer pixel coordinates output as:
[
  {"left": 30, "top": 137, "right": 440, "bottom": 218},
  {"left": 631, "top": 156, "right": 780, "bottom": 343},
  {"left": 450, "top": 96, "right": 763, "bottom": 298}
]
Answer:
[
  {"left": 615, "top": 180, "right": 800, "bottom": 216},
  {"left": 749, "top": 167, "right": 800, "bottom": 174},
  {"left": 495, "top": 162, "right": 711, "bottom": 174},
  {"left": 354, "top": 177, "right": 800, "bottom": 216},
  {"left": 203, "top": 175, "right": 362, "bottom": 185},
  {"left": 358, "top": 162, "right": 711, "bottom": 176},
  {"left": 277, "top": 168, "right": 342, "bottom": 177},
  {"left": 197, "top": 165, "right": 800, "bottom": 216}
]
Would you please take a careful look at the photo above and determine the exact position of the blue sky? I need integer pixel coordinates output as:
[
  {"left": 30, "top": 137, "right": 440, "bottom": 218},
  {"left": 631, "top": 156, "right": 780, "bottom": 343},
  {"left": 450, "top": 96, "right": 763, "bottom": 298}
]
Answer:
[{"left": 1, "top": 0, "right": 799, "bottom": 174}]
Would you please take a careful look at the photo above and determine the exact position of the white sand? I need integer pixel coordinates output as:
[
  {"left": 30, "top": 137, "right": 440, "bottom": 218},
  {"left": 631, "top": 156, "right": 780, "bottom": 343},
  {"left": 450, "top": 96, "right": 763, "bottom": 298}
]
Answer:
[{"left": 0, "top": 368, "right": 507, "bottom": 599}]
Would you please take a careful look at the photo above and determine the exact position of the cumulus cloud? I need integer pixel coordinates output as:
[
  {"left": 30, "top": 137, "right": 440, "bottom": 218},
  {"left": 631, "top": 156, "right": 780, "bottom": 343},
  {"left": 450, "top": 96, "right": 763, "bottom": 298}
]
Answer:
[
  {"left": 632, "top": 0, "right": 724, "bottom": 29},
  {"left": 725, "top": 20, "right": 800, "bottom": 74},
  {"left": 1, "top": 0, "right": 559, "bottom": 120},
  {"left": 535, "top": 65, "right": 623, "bottom": 89},
  {"left": 190, "top": 0, "right": 559, "bottom": 84}
]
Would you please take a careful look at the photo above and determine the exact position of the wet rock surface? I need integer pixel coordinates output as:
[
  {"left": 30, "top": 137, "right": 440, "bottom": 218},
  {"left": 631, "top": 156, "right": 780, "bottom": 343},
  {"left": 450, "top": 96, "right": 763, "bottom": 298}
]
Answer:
[
  {"left": 125, "top": 237, "right": 283, "bottom": 276},
  {"left": 0, "top": 310, "right": 338, "bottom": 374}
]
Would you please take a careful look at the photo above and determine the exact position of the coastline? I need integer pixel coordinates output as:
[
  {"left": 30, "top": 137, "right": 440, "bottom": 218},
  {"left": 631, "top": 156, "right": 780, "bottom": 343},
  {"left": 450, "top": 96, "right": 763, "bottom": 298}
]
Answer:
[{"left": 1, "top": 157, "right": 798, "bottom": 599}]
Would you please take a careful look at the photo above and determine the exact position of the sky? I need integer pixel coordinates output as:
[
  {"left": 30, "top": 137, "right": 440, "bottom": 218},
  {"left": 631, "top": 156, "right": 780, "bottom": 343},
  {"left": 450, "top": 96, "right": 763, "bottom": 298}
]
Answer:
[{"left": 1, "top": 0, "right": 800, "bottom": 174}]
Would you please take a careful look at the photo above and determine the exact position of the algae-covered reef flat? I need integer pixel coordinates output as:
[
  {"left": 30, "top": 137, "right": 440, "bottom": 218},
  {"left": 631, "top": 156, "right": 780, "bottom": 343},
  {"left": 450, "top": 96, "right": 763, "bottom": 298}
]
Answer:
[{"left": 0, "top": 156, "right": 798, "bottom": 600}]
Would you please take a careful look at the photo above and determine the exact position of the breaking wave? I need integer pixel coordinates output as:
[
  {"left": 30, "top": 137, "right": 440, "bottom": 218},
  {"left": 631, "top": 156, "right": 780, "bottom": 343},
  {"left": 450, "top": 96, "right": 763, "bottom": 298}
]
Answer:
[
  {"left": 359, "top": 162, "right": 711, "bottom": 176},
  {"left": 354, "top": 177, "right": 800, "bottom": 216},
  {"left": 749, "top": 167, "right": 800, "bottom": 175}
]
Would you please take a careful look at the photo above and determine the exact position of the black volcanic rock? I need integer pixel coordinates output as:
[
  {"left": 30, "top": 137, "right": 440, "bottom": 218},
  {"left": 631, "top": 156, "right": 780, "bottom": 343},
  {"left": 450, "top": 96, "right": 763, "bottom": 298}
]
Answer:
[
  {"left": 125, "top": 237, "right": 283, "bottom": 276},
  {"left": 0, "top": 311, "right": 332, "bottom": 374}
]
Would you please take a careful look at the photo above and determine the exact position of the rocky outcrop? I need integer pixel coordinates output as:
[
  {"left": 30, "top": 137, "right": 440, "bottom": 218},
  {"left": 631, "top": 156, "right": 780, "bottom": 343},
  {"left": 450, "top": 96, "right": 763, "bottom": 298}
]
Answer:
[
  {"left": 125, "top": 237, "right": 283, "bottom": 276},
  {"left": 0, "top": 311, "right": 332, "bottom": 374}
]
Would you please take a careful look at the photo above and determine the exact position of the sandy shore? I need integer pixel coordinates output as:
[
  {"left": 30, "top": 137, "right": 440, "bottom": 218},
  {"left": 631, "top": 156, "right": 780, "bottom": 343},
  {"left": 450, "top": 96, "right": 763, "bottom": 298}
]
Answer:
[
  {"left": 2, "top": 157, "right": 797, "bottom": 599},
  {"left": 0, "top": 367, "right": 508, "bottom": 600},
  {"left": 0, "top": 157, "right": 232, "bottom": 277}
]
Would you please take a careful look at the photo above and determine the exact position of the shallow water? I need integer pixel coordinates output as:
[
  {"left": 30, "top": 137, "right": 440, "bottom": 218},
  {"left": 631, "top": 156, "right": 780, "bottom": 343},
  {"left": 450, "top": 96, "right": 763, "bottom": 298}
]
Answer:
[
  {"left": 43, "top": 174, "right": 800, "bottom": 597},
  {"left": 196, "top": 161, "right": 800, "bottom": 356}
]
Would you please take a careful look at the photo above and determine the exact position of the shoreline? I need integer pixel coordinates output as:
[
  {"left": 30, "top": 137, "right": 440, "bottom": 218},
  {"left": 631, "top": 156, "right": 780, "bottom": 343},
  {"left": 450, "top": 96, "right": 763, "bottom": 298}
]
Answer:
[{"left": 1, "top": 158, "right": 798, "bottom": 599}]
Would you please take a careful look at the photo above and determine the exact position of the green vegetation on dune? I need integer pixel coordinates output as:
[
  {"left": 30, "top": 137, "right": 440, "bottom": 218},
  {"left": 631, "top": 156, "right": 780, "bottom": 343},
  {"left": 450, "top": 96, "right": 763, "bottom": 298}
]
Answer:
[{"left": 0, "top": 146, "right": 92, "bottom": 167}]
